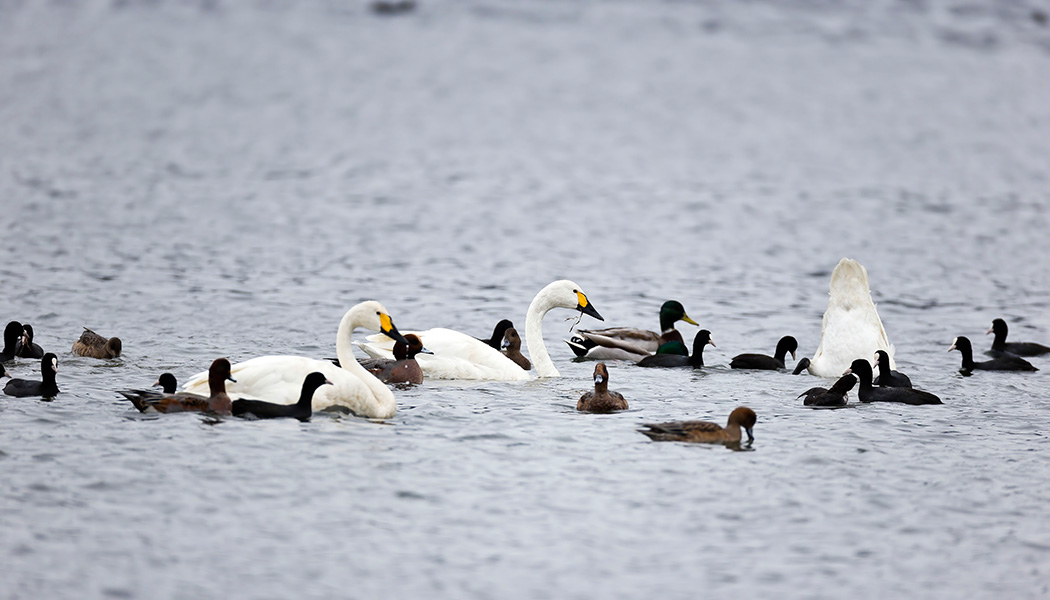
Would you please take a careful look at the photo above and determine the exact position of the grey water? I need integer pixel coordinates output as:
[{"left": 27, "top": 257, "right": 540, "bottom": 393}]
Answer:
[{"left": 2, "top": 1, "right": 1050, "bottom": 598}]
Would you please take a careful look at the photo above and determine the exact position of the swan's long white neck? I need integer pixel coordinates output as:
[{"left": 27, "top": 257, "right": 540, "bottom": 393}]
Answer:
[
  {"left": 525, "top": 285, "right": 559, "bottom": 378},
  {"left": 336, "top": 305, "right": 396, "bottom": 402}
]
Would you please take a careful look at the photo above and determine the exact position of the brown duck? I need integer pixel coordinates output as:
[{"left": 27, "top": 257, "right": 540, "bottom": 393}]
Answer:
[
  {"left": 72, "top": 327, "right": 122, "bottom": 359},
  {"left": 359, "top": 333, "right": 430, "bottom": 384},
  {"left": 639, "top": 406, "right": 757, "bottom": 444},
  {"left": 120, "top": 358, "right": 235, "bottom": 415},
  {"left": 577, "top": 362, "right": 628, "bottom": 413},
  {"left": 501, "top": 327, "right": 531, "bottom": 371}
]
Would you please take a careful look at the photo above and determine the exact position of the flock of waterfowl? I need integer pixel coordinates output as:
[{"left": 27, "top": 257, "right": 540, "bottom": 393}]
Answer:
[{"left": 1, "top": 258, "right": 1045, "bottom": 444}]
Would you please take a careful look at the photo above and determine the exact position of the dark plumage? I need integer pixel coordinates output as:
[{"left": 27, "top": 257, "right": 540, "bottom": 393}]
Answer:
[
  {"left": 792, "top": 357, "right": 811, "bottom": 375},
  {"left": 987, "top": 318, "right": 1050, "bottom": 357},
  {"left": 232, "top": 372, "right": 331, "bottom": 422},
  {"left": 730, "top": 335, "right": 798, "bottom": 370},
  {"left": 15, "top": 324, "right": 44, "bottom": 359},
  {"left": 155, "top": 373, "right": 178, "bottom": 394},
  {"left": 3, "top": 353, "right": 60, "bottom": 398},
  {"left": 120, "top": 358, "right": 235, "bottom": 415},
  {"left": 1, "top": 321, "right": 23, "bottom": 362},
  {"left": 950, "top": 336, "right": 1037, "bottom": 375},
  {"left": 798, "top": 374, "right": 856, "bottom": 407},
  {"left": 846, "top": 359, "right": 942, "bottom": 405},
  {"left": 637, "top": 330, "right": 714, "bottom": 368},
  {"left": 478, "top": 319, "right": 515, "bottom": 351},
  {"left": 501, "top": 327, "right": 531, "bottom": 371},
  {"left": 577, "top": 363, "right": 628, "bottom": 413},
  {"left": 72, "top": 327, "right": 122, "bottom": 359},
  {"left": 639, "top": 407, "right": 757, "bottom": 444},
  {"left": 872, "top": 350, "right": 912, "bottom": 388},
  {"left": 358, "top": 333, "right": 430, "bottom": 384}
]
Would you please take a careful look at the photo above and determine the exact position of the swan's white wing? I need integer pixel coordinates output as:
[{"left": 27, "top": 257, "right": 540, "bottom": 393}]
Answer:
[
  {"left": 361, "top": 328, "right": 529, "bottom": 381},
  {"left": 181, "top": 355, "right": 391, "bottom": 415},
  {"left": 809, "top": 259, "right": 895, "bottom": 377}
]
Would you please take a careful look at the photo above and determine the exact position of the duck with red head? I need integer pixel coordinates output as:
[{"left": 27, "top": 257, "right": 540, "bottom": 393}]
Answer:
[
  {"left": 121, "top": 358, "right": 235, "bottom": 415},
  {"left": 577, "top": 363, "right": 628, "bottom": 413},
  {"left": 639, "top": 407, "right": 757, "bottom": 445}
]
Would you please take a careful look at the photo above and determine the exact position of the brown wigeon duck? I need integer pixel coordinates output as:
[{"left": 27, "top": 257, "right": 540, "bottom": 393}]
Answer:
[
  {"left": 846, "top": 358, "right": 942, "bottom": 405},
  {"left": 359, "top": 333, "right": 431, "bottom": 384},
  {"left": 72, "top": 327, "right": 122, "bottom": 359},
  {"left": 232, "top": 372, "right": 332, "bottom": 421},
  {"left": 730, "top": 335, "right": 798, "bottom": 370},
  {"left": 638, "top": 330, "right": 714, "bottom": 368},
  {"left": 639, "top": 406, "right": 757, "bottom": 444},
  {"left": 501, "top": 327, "right": 531, "bottom": 371},
  {"left": 949, "top": 336, "right": 1037, "bottom": 375},
  {"left": 1, "top": 321, "right": 23, "bottom": 362},
  {"left": 987, "top": 318, "right": 1050, "bottom": 357},
  {"left": 120, "top": 358, "right": 234, "bottom": 415},
  {"left": 872, "top": 350, "right": 912, "bottom": 387},
  {"left": 798, "top": 373, "right": 856, "bottom": 407},
  {"left": 16, "top": 324, "right": 44, "bottom": 359},
  {"left": 567, "top": 300, "right": 699, "bottom": 361},
  {"left": 577, "top": 363, "right": 628, "bottom": 413},
  {"left": 3, "top": 353, "right": 60, "bottom": 398}
]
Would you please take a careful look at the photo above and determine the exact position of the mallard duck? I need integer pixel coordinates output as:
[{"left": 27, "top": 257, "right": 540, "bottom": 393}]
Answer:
[
  {"left": 566, "top": 300, "right": 698, "bottom": 361},
  {"left": 577, "top": 362, "right": 628, "bottom": 413},
  {"left": 72, "top": 327, "right": 122, "bottom": 359},
  {"left": 181, "top": 302, "right": 409, "bottom": 418},
  {"left": 807, "top": 258, "right": 895, "bottom": 377},
  {"left": 730, "top": 336, "right": 798, "bottom": 370},
  {"left": 357, "top": 280, "right": 603, "bottom": 380},
  {"left": 986, "top": 318, "right": 1050, "bottom": 357},
  {"left": 121, "top": 358, "right": 235, "bottom": 414},
  {"left": 639, "top": 407, "right": 757, "bottom": 445},
  {"left": 637, "top": 330, "right": 714, "bottom": 368},
  {"left": 3, "top": 353, "right": 60, "bottom": 398},
  {"left": 845, "top": 359, "right": 942, "bottom": 405},
  {"left": 232, "top": 372, "right": 332, "bottom": 421},
  {"left": 949, "top": 336, "right": 1037, "bottom": 375}
]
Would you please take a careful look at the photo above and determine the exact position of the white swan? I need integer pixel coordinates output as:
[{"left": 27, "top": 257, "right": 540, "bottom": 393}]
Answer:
[
  {"left": 358, "top": 280, "right": 603, "bottom": 380},
  {"left": 180, "top": 301, "right": 408, "bottom": 418},
  {"left": 808, "top": 258, "right": 895, "bottom": 377}
]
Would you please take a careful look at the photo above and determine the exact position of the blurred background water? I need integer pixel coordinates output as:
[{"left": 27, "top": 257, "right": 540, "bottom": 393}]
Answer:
[{"left": 2, "top": 1, "right": 1049, "bottom": 598}]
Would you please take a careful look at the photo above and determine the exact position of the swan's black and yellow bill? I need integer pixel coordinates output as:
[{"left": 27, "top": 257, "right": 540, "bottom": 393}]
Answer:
[
  {"left": 575, "top": 292, "right": 604, "bottom": 321},
  {"left": 379, "top": 312, "right": 410, "bottom": 346}
]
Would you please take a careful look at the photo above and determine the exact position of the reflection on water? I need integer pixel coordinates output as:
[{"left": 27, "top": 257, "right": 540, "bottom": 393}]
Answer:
[{"left": 2, "top": 1, "right": 1050, "bottom": 598}]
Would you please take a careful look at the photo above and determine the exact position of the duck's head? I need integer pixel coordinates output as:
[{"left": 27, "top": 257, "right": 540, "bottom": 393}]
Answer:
[
  {"left": 792, "top": 357, "right": 811, "bottom": 374},
  {"left": 303, "top": 371, "right": 333, "bottom": 391},
  {"left": 777, "top": 335, "right": 799, "bottom": 360},
  {"left": 660, "top": 300, "right": 699, "bottom": 328},
  {"left": 502, "top": 328, "right": 522, "bottom": 351},
  {"left": 874, "top": 350, "right": 890, "bottom": 367},
  {"left": 694, "top": 330, "right": 715, "bottom": 348},
  {"left": 42, "top": 353, "right": 58, "bottom": 377},
  {"left": 209, "top": 358, "right": 236, "bottom": 383},
  {"left": 843, "top": 358, "right": 873, "bottom": 383},
  {"left": 106, "top": 337, "right": 122, "bottom": 358},
  {"left": 21, "top": 324, "right": 34, "bottom": 345},
  {"left": 987, "top": 318, "right": 1007, "bottom": 337},
  {"left": 592, "top": 362, "right": 610, "bottom": 385},
  {"left": 728, "top": 407, "right": 757, "bottom": 443},
  {"left": 948, "top": 336, "right": 971, "bottom": 354},
  {"left": 4, "top": 321, "right": 23, "bottom": 347},
  {"left": 153, "top": 372, "right": 178, "bottom": 393},
  {"left": 404, "top": 333, "right": 431, "bottom": 358}
]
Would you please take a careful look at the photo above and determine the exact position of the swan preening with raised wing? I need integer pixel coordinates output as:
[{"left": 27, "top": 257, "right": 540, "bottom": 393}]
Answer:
[
  {"left": 807, "top": 258, "right": 895, "bottom": 377},
  {"left": 181, "top": 301, "right": 409, "bottom": 418},
  {"left": 357, "top": 280, "right": 603, "bottom": 380}
]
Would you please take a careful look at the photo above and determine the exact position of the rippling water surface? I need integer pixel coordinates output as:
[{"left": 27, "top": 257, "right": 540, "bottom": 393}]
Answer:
[{"left": 2, "top": 1, "right": 1050, "bottom": 598}]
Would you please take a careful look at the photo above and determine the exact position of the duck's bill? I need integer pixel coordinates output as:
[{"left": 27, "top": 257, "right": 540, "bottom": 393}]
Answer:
[
  {"left": 682, "top": 314, "right": 699, "bottom": 326},
  {"left": 985, "top": 326, "right": 994, "bottom": 335},
  {"left": 227, "top": 376, "right": 237, "bottom": 383},
  {"left": 419, "top": 346, "right": 435, "bottom": 355},
  {"left": 746, "top": 428, "right": 754, "bottom": 443},
  {"left": 379, "top": 313, "right": 410, "bottom": 345},
  {"left": 594, "top": 374, "right": 604, "bottom": 384},
  {"left": 790, "top": 350, "right": 797, "bottom": 360},
  {"left": 708, "top": 337, "right": 716, "bottom": 347}
]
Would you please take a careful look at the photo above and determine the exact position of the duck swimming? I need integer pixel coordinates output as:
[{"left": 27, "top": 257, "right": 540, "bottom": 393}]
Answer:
[
  {"left": 872, "top": 350, "right": 912, "bottom": 388},
  {"left": 1, "top": 321, "right": 23, "bottom": 362},
  {"left": 798, "top": 373, "right": 856, "bottom": 407},
  {"left": 358, "top": 333, "right": 430, "bottom": 384},
  {"left": 987, "top": 318, "right": 1050, "bottom": 357},
  {"left": 501, "top": 327, "right": 531, "bottom": 371},
  {"left": 730, "top": 335, "right": 798, "bottom": 370},
  {"left": 232, "top": 372, "right": 332, "bottom": 422},
  {"left": 3, "top": 353, "right": 60, "bottom": 398},
  {"left": 845, "top": 359, "right": 942, "bottom": 405},
  {"left": 637, "top": 330, "right": 714, "bottom": 368},
  {"left": 154, "top": 373, "right": 178, "bottom": 394},
  {"left": 358, "top": 280, "right": 603, "bottom": 380},
  {"left": 122, "top": 358, "right": 235, "bottom": 415},
  {"left": 71, "top": 327, "right": 122, "bottom": 359},
  {"left": 566, "top": 300, "right": 698, "bottom": 361},
  {"left": 949, "top": 336, "right": 1037, "bottom": 375},
  {"left": 577, "top": 362, "right": 628, "bottom": 413},
  {"left": 181, "top": 301, "right": 409, "bottom": 418},
  {"left": 478, "top": 319, "right": 515, "bottom": 351},
  {"left": 639, "top": 406, "right": 757, "bottom": 445},
  {"left": 807, "top": 258, "right": 895, "bottom": 377},
  {"left": 16, "top": 324, "right": 44, "bottom": 359}
]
